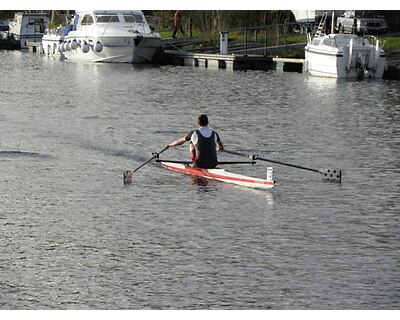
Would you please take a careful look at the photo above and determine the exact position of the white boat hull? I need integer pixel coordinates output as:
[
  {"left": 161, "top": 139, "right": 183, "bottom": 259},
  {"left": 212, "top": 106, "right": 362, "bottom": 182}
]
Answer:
[
  {"left": 64, "top": 35, "right": 160, "bottom": 63},
  {"left": 9, "top": 12, "right": 50, "bottom": 49},
  {"left": 42, "top": 34, "right": 63, "bottom": 56},
  {"left": 305, "top": 34, "right": 386, "bottom": 78},
  {"left": 160, "top": 162, "right": 275, "bottom": 190},
  {"left": 43, "top": 10, "right": 161, "bottom": 63}
]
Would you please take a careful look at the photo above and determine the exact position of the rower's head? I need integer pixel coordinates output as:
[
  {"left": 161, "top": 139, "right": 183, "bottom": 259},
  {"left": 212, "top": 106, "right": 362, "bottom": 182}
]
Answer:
[{"left": 197, "top": 114, "right": 209, "bottom": 127}]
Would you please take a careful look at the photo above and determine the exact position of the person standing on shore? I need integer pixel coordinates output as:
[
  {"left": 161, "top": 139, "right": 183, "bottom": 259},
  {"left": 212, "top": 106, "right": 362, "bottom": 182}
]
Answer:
[
  {"left": 172, "top": 10, "right": 185, "bottom": 38},
  {"left": 166, "top": 114, "right": 224, "bottom": 169}
]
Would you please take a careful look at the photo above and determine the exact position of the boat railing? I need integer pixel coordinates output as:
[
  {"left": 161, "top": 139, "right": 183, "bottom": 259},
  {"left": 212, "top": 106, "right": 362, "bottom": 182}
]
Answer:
[
  {"left": 145, "top": 15, "right": 160, "bottom": 33},
  {"left": 45, "top": 25, "right": 65, "bottom": 36},
  {"left": 363, "top": 34, "right": 384, "bottom": 48}
]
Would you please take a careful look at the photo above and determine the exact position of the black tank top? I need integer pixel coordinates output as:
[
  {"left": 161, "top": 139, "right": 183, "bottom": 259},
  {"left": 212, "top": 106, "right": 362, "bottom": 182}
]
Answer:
[{"left": 193, "top": 130, "right": 218, "bottom": 169}]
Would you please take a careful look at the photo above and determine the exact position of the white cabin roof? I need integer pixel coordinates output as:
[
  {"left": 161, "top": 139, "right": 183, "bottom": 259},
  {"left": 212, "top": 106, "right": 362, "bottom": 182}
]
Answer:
[
  {"left": 75, "top": 10, "right": 143, "bottom": 16},
  {"left": 291, "top": 10, "right": 315, "bottom": 23}
]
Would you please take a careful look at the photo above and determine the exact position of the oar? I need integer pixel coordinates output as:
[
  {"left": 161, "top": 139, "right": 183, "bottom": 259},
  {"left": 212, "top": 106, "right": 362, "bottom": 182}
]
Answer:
[
  {"left": 225, "top": 150, "right": 342, "bottom": 182},
  {"left": 123, "top": 146, "right": 169, "bottom": 185}
]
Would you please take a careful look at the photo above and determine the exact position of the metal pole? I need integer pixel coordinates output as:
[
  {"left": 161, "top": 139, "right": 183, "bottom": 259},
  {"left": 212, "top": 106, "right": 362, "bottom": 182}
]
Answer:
[
  {"left": 244, "top": 28, "right": 247, "bottom": 57},
  {"left": 264, "top": 27, "right": 267, "bottom": 56}
]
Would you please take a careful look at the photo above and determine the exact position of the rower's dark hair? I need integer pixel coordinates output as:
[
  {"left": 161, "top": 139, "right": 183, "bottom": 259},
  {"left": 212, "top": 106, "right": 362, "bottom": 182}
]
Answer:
[{"left": 198, "top": 114, "right": 209, "bottom": 126}]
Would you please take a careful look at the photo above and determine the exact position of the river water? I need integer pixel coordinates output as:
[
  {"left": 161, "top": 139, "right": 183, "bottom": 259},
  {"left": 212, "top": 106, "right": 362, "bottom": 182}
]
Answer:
[{"left": 0, "top": 50, "right": 399, "bottom": 309}]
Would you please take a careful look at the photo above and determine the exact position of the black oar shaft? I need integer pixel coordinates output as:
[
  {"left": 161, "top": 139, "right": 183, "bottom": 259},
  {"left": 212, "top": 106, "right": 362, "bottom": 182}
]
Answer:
[
  {"left": 225, "top": 150, "right": 341, "bottom": 183},
  {"left": 256, "top": 156, "right": 320, "bottom": 173},
  {"left": 225, "top": 150, "right": 319, "bottom": 173},
  {"left": 132, "top": 157, "right": 156, "bottom": 173},
  {"left": 124, "top": 146, "right": 169, "bottom": 185},
  {"left": 132, "top": 146, "right": 168, "bottom": 173}
]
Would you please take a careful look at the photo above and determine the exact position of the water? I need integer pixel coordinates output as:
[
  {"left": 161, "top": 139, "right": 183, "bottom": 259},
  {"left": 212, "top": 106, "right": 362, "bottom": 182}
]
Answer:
[{"left": 0, "top": 50, "right": 399, "bottom": 309}]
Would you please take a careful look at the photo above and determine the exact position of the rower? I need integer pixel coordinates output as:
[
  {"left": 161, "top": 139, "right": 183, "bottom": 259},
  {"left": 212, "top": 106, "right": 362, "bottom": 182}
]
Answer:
[{"left": 166, "top": 114, "right": 225, "bottom": 169}]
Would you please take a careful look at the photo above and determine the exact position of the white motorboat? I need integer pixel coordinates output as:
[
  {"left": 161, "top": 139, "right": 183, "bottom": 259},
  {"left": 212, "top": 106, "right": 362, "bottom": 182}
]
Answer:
[
  {"left": 8, "top": 12, "right": 50, "bottom": 49},
  {"left": 45, "top": 10, "right": 161, "bottom": 63},
  {"left": 42, "top": 26, "right": 64, "bottom": 56},
  {"left": 304, "top": 13, "right": 386, "bottom": 79}
]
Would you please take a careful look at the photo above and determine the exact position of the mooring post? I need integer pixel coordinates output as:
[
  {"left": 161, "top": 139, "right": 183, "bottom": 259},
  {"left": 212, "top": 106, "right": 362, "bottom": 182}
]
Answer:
[
  {"left": 244, "top": 28, "right": 248, "bottom": 57},
  {"left": 264, "top": 28, "right": 267, "bottom": 56},
  {"left": 220, "top": 31, "right": 228, "bottom": 55}
]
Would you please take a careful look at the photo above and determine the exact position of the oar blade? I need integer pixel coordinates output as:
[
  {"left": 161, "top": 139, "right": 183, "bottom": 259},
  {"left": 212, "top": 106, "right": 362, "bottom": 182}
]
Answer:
[
  {"left": 122, "top": 146, "right": 169, "bottom": 186},
  {"left": 123, "top": 170, "right": 132, "bottom": 185},
  {"left": 320, "top": 169, "right": 342, "bottom": 182}
]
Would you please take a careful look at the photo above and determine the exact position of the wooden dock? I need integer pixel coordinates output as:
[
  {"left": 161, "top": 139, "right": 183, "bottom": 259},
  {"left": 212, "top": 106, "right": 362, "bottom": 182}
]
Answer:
[
  {"left": 163, "top": 50, "right": 399, "bottom": 78},
  {"left": 23, "top": 36, "right": 398, "bottom": 79},
  {"left": 163, "top": 50, "right": 305, "bottom": 72},
  {"left": 384, "top": 59, "right": 400, "bottom": 80}
]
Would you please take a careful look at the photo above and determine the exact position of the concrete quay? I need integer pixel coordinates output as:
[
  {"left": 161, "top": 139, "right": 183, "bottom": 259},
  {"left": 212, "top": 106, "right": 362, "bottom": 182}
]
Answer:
[
  {"left": 27, "top": 39, "right": 399, "bottom": 79},
  {"left": 163, "top": 49, "right": 400, "bottom": 79},
  {"left": 163, "top": 50, "right": 305, "bottom": 72}
]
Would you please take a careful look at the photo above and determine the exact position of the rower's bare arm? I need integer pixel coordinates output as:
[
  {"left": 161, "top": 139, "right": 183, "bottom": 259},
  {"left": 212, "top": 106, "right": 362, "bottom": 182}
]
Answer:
[
  {"left": 167, "top": 137, "right": 187, "bottom": 148},
  {"left": 217, "top": 141, "right": 225, "bottom": 152}
]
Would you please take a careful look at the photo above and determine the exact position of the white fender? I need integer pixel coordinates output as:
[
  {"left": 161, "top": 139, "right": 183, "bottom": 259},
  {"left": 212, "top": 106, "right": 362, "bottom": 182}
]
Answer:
[
  {"left": 94, "top": 41, "right": 103, "bottom": 53},
  {"left": 82, "top": 42, "right": 90, "bottom": 53},
  {"left": 71, "top": 39, "right": 79, "bottom": 50}
]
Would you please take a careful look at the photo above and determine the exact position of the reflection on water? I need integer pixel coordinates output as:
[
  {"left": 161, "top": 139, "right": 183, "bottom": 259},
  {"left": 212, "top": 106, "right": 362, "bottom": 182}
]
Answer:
[{"left": 191, "top": 176, "right": 210, "bottom": 187}]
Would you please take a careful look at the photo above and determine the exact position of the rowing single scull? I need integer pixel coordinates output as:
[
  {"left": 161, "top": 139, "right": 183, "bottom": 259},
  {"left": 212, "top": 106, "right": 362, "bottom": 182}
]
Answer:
[
  {"left": 123, "top": 148, "right": 341, "bottom": 186},
  {"left": 158, "top": 161, "right": 275, "bottom": 190}
]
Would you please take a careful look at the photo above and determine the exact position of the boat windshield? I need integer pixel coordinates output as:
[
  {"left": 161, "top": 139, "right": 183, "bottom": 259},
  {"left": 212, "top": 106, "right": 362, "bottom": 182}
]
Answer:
[
  {"left": 123, "top": 14, "right": 144, "bottom": 23},
  {"left": 334, "top": 35, "right": 359, "bottom": 47},
  {"left": 95, "top": 14, "right": 120, "bottom": 23},
  {"left": 81, "top": 15, "right": 94, "bottom": 25},
  {"left": 322, "top": 37, "right": 336, "bottom": 47}
]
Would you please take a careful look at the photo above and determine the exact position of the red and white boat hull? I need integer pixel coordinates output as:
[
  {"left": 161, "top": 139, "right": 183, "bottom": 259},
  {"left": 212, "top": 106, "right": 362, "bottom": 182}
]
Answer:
[{"left": 160, "top": 162, "right": 275, "bottom": 190}]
